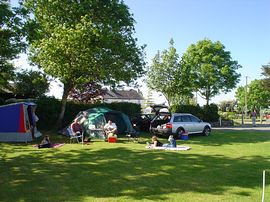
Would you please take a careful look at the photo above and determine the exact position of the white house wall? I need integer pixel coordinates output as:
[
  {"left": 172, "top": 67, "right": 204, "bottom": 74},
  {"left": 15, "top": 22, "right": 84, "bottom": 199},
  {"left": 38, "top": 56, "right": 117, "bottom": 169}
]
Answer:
[{"left": 104, "top": 99, "right": 144, "bottom": 106}]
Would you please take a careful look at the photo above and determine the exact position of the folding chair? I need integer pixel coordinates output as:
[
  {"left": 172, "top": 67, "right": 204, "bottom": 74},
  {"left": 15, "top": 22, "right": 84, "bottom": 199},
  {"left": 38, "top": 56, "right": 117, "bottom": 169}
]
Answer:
[{"left": 67, "top": 127, "right": 84, "bottom": 145}]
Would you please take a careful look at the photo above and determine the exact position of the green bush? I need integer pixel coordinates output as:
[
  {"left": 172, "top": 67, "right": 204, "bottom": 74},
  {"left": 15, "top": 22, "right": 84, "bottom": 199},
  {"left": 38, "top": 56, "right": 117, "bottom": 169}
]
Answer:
[
  {"left": 36, "top": 97, "right": 62, "bottom": 129},
  {"left": 171, "top": 104, "right": 219, "bottom": 122},
  {"left": 219, "top": 111, "right": 236, "bottom": 120},
  {"left": 171, "top": 104, "right": 204, "bottom": 119},
  {"left": 202, "top": 104, "right": 219, "bottom": 122}
]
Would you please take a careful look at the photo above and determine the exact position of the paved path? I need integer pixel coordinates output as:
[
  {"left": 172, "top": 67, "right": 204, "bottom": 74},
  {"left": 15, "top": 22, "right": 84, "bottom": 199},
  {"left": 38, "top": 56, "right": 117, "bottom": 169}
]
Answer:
[{"left": 213, "top": 124, "right": 270, "bottom": 132}]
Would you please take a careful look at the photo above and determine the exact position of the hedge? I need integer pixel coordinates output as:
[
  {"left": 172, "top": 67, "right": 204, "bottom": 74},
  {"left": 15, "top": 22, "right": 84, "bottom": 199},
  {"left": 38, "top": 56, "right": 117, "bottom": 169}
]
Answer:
[
  {"left": 171, "top": 103, "right": 219, "bottom": 122},
  {"left": 2, "top": 97, "right": 141, "bottom": 130}
]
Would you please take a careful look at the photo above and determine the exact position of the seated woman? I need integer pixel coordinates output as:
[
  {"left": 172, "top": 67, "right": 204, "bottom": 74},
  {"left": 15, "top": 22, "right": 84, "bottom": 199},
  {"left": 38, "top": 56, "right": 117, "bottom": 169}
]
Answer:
[
  {"left": 38, "top": 135, "right": 51, "bottom": 148},
  {"left": 104, "top": 120, "right": 118, "bottom": 138},
  {"left": 71, "top": 117, "right": 90, "bottom": 142}
]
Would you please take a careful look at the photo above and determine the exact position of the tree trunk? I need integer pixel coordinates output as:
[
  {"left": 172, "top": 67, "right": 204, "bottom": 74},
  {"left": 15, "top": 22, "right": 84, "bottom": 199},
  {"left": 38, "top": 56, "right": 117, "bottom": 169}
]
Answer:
[
  {"left": 56, "top": 83, "right": 72, "bottom": 129},
  {"left": 205, "top": 87, "right": 210, "bottom": 106},
  {"left": 206, "top": 97, "right": 209, "bottom": 106}
]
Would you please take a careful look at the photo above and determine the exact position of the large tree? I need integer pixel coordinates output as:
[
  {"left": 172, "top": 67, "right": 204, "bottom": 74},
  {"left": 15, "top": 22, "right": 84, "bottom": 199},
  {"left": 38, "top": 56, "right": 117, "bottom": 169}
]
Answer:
[
  {"left": 235, "top": 79, "right": 270, "bottom": 111},
  {"left": 147, "top": 39, "right": 193, "bottom": 106},
  {"left": 0, "top": 0, "right": 25, "bottom": 92},
  {"left": 24, "top": 0, "right": 145, "bottom": 128},
  {"left": 181, "top": 39, "right": 241, "bottom": 105}
]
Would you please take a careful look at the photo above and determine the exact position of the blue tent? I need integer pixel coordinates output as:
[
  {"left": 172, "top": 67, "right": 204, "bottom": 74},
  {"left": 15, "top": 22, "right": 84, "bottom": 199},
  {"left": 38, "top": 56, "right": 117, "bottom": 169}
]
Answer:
[{"left": 0, "top": 102, "right": 42, "bottom": 142}]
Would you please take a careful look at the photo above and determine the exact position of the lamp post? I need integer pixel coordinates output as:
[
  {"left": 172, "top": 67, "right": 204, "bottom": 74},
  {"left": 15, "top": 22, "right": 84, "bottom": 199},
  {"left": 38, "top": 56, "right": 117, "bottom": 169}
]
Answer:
[{"left": 245, "top": 76, "right": 248, "bottom": 118}]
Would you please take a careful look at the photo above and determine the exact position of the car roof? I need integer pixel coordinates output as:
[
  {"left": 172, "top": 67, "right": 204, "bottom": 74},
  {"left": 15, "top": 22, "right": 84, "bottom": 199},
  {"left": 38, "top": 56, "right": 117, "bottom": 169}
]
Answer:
[{"left": 172, "top": 113, "right": 193, "bottom": 116}]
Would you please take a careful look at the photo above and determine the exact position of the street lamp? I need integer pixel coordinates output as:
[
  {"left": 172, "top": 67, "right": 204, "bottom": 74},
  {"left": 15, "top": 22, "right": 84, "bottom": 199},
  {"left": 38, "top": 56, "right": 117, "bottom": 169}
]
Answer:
[{"left": 245, "top": 76, "right": 248, "bottom": 117}]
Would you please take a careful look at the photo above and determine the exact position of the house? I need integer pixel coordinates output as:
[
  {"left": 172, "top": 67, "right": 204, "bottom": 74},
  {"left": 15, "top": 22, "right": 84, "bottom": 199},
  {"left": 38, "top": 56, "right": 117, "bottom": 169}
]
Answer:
[{"left": 102, "top": 89, "right": 144, "bottom": 106}]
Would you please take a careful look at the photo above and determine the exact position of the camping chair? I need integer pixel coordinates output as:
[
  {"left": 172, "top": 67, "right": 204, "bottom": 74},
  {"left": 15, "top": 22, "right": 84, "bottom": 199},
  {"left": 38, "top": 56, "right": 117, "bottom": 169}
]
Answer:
[
  {"left": 126, "top": 130, "right": 140, "bottom": 142},
  {"left": 67, "top": 127, "right": 84, "bottom": 145}
]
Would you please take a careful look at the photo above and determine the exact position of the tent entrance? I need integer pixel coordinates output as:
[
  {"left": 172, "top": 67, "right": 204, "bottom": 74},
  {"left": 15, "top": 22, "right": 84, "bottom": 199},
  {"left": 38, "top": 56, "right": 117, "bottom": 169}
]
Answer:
[{"left": 104, "top": 112, "right": 127, "bottom": 134}]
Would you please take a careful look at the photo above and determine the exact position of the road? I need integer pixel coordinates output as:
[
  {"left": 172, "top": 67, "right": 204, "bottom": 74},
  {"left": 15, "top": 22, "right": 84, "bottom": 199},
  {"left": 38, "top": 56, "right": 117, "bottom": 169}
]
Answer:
[{"left": 213, "top": 124, "right": 270, "bottom": 132}]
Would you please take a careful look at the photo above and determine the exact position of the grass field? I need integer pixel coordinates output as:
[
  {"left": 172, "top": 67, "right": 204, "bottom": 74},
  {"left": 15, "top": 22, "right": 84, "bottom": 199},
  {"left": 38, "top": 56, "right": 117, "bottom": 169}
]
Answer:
[{"left": 0, "top": 130, "right": 269, "bottom": 202}]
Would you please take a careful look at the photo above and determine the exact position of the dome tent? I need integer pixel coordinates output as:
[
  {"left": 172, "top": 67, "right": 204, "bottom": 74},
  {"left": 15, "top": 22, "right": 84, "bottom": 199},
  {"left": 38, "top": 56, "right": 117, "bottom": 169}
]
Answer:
[
  {"left": 0, "top": 102, "right": 42, "bottom": 142},
  {"left": 70, "top": 107, "right": 135, "bottom": 139}
]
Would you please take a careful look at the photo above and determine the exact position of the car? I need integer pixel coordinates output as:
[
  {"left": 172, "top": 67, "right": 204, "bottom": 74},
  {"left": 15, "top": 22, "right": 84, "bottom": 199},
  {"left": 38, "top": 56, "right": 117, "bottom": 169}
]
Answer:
[
  {"left": 130, "top": 113, "right": 155, "bottom": 132},
  {"left": 150, "top": 113, "right": 211, "bottom": 138},
  {"left": 130, "top": 104, "right": 169, "bottom": 132}
]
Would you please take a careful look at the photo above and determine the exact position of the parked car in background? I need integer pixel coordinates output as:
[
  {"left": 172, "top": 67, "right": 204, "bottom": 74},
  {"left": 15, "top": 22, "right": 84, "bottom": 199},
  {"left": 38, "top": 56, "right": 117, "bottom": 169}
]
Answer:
[
  {"left": 130, "top": 104, "right": 169, "bottom": 132},
  {"left": 130, "top": 113, "right": 155, "bottom": 132},
  {"left": 150, "top": 113, "right": 211, "bottom": 138}
]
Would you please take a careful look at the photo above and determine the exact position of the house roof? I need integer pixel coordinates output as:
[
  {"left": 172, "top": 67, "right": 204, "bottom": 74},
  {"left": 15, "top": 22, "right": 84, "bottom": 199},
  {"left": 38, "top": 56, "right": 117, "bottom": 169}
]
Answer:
[{"left": 103, "top": 89, "right": 144, "bottom": 100}]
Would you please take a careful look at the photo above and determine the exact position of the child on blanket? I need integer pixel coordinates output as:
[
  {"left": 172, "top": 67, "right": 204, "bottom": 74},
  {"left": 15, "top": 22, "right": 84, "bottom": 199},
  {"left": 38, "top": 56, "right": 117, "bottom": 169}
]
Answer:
[
  {"left": 148, "top": 136, "right": 163, "bottom": 147},
  {"left": 38, "top": 135, "right": 51, "bottom": 148},
  {"left": 147, "top": 135, "right": 176, "bottom": 148},
  {"left": 166, "top": 135, "right": 176, "bottom": 148}
]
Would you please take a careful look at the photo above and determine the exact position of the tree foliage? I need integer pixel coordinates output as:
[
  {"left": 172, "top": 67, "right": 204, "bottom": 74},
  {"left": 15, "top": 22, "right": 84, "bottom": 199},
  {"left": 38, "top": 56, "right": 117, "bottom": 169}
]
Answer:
[
  {"left": 235, "top": 79, "right": 270, "bottom": 110},
  {"left": 262, "top": 62, "right": 270, "bottom": 89},
  {"left": 0, "top": 0, "right": 25, "bottom": 91},
  {"left": 181, "top": 39, "right": 241, "bottom": 105},
  {"left": 147, "top": 39, "right": 193, "bottom": 106},
  {"left": 23, "top": 0, "right": 145, "bottom": 128},
  {"left": 218, "top": 100, "right": 237, "bottom": 112},
  {"left": 13, "top": 69, "right": 50, "bottom": 98}
]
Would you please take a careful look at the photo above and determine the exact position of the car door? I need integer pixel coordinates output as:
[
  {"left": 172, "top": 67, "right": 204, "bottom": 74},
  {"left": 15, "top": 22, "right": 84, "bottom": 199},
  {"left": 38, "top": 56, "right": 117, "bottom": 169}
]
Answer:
[
  {"left": 180, "top": 115, "right": 194, "bottom": 133},
  {"left": 189, "top": 115, "right": 202, "bottom": 132}
]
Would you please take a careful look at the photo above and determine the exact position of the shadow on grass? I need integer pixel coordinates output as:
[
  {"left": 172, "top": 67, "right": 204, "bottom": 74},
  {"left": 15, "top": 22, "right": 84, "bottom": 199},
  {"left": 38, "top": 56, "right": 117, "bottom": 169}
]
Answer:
[{"left": 0, "top": 142, "right": 269, "bottom": 201}]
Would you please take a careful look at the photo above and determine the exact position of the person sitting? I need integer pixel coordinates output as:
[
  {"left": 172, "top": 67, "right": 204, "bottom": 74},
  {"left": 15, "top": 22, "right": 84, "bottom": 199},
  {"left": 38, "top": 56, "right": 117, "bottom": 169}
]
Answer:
[
  {"left": 38, "top": 135, "right": 51, "bottom": 148},
  {"left": 70, "top": 117, "right": 90, "bottom": 142},
  {"left": 104, "top": 120, "right": 118, "bottom": 139},
  {"left": 149, "top": 135, "right": 163, "bottom": 147},
  {"left": 166, "top": 135, "right": 176, "bottom": 148}
]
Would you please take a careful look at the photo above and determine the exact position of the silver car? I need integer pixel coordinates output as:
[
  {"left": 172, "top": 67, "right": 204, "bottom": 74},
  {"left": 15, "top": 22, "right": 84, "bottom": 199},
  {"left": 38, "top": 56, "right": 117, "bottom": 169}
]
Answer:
[{"left": 150, "top": 113, "right": 211, "bottom": 138}]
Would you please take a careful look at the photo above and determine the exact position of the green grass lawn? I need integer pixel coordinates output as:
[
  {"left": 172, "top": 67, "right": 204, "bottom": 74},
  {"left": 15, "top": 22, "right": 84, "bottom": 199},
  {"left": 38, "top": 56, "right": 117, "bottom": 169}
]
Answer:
[{"left": 0, "top": 130, "right": 269, "bottom": 202}]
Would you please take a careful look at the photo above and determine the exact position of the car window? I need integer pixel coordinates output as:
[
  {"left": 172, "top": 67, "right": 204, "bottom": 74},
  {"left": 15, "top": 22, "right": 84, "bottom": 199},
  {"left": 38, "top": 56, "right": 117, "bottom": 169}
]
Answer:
[
  {"left": 190, "top": 115, "right": 200, "bottom": 122},
  {"left": 173, "top": 116, "right": 182, "bottom": 122},
  {"left": 155, "top": 115, "right": 164, "bottom": 120},
  {"left": 181, "top": 115, "right": 191, "bottom": 122}
]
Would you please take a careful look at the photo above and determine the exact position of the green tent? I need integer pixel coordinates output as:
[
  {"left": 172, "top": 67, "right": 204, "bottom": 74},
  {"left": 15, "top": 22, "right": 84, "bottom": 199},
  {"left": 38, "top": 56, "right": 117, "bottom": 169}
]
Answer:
[{"left": 74, "top": 107, "right": 135, "bottom": 139}]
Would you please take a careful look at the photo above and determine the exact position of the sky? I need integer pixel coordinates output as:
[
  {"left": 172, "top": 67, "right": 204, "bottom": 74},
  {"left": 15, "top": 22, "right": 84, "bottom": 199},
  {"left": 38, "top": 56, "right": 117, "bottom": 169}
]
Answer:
[
  {"left": 123, "top": 0, "right": 270, "bottom": 104},
  {"left": 11, "top": 0, "right": 270, "bottom": 105}
]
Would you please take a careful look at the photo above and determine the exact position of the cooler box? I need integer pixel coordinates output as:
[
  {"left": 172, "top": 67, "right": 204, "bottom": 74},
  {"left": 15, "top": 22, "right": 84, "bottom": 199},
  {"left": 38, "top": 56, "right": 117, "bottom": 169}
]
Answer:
[
  {"left": 181, "top": 132, "right": 189, "bottom": 140},
  {"left": 108, "top": 136, "right": 117, "bottom": 143}
]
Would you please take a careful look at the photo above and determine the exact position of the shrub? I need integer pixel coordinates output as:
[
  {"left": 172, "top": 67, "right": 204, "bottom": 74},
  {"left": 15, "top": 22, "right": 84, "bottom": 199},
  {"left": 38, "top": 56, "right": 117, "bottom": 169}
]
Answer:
[
  {"left": 171, "top": 104, "right": 204, "bottom": 119},
  {"left": 202, "top": 104, "right": 219, "bottom": 122},
  {"left": 171, "top": 103, "right": 219, "bottom": 122}
]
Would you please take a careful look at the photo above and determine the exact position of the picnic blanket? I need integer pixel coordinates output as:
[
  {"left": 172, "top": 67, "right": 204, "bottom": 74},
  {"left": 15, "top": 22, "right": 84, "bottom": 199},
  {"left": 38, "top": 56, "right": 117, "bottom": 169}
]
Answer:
[
  {"left": 146, "top": 145, "right": 191, "bottom": 151},
  {"left": 33, "top": 143, "right": 65, "bottom": 148}
]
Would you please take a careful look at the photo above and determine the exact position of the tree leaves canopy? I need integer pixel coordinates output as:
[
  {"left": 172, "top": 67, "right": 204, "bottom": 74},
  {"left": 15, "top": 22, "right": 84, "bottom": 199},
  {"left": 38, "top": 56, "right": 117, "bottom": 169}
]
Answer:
[
  {"left": 23, "top": 0, "right": 145, "bottom": 127},
  {"left": 13, "top": 69, "right": 50, "bottom": 98},
  {"left": 262, "top": 62, "right": 270, "bottom": 89},
  {"left": 24, "top": 0, "right": 145, "bottom": 88},
  {"left": 147, "top": 39, "right": 193, "bottom": 106},
  {"left": 235, "top": 79, "right": 270, "bottom": 110},
  {"left": 0, "top": 0, "right": 25, "bottom": 91},
  {"left": 181, "top": 39, "right": 241, "bottom": 105}
]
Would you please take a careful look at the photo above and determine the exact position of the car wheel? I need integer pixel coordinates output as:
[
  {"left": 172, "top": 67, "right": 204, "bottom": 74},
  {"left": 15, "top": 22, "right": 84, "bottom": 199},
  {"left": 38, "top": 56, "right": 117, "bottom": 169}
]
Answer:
[
  {"left": 203, "top": 126, "right": 211, "bottom": 136},
  {"left": 176, "top": 128, "right": 185, "bottom": 139}
]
